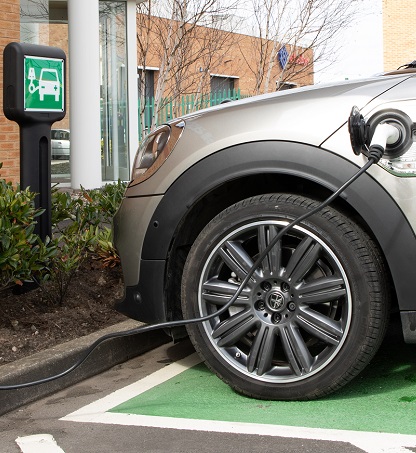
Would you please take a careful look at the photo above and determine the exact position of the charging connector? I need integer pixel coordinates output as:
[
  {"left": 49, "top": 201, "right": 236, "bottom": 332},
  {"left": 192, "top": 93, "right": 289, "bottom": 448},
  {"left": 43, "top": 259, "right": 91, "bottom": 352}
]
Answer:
[
  {"left": 368, "top": 123, "right": 401, "bottom": 163},
  {"left": 348, "top": 106, "right": 414, "bottom": 161}
]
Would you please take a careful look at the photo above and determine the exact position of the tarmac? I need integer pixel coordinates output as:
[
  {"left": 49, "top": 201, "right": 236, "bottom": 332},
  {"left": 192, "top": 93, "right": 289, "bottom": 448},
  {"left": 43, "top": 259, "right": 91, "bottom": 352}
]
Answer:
[{"left": 0, "top": 320, "right": 170, "bottom": 416}]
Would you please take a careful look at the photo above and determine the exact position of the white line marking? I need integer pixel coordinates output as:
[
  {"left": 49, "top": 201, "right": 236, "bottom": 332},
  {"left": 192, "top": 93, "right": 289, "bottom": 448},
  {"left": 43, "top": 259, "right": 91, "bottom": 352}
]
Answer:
[
  {"left": 15, "top": 434, "right": 65, "bottom": 453},
  {"left": 62, "top": 353, "right": 202, "bottom": 415},
  {"left": 61, "top": 353, "right": 416, "bottom": 453}
]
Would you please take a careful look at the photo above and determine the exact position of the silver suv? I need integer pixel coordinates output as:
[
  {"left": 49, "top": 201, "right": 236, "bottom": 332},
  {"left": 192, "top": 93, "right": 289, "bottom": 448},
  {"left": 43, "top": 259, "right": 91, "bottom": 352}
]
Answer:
[{"left": 113, "top": 68, "right": 416, "bottom": 400}]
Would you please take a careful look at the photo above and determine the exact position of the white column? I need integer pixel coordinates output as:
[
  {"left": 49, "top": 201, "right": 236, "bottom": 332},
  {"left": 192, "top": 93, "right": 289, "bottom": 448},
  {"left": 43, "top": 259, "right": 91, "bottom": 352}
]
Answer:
[
  {"left": 68, "top": 0, "right": 102, "bottom": 189},
  {"left": 127, "top": 0, "right": 139, "bottom": 172}
]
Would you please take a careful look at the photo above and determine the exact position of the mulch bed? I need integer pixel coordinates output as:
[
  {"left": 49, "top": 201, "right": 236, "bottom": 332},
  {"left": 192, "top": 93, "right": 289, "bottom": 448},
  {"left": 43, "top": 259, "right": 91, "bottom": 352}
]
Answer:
[{"left": 0, "top": 258, "right": 127, "bottom": 365}]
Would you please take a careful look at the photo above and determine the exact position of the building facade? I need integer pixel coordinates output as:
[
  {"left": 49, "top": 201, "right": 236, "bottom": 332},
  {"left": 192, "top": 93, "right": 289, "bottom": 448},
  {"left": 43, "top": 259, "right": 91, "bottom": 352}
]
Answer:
[
  {"left": 0, "top": 1, "right": 312, "bottom": 188},
  {"left": 0, "top": 0, "right": 20, "bottom": 184},
  {"left": 383, "top": 0, "right": 416, "bottom": 71}
]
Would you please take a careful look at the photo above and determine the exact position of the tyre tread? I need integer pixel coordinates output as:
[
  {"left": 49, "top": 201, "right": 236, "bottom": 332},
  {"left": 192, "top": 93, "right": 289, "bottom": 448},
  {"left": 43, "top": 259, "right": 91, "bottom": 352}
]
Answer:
[{"left": 182, "top": 193, "right": 390, "bottom": 400}]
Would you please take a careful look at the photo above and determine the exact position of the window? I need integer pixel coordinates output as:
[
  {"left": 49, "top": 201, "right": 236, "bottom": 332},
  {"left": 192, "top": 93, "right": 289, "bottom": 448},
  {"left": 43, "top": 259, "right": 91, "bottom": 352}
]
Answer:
[
  {"left": 211, "top": 75, "right": 235, "bottom": 95},
  {"left": 138, "top": 68, "right": 156, "bottom": 100},
  {"left": 138, "top": 68, "right": 157, "bottom": 133},
  {"left": 100, "top": 1, "right": 129, "bottom": 182}
]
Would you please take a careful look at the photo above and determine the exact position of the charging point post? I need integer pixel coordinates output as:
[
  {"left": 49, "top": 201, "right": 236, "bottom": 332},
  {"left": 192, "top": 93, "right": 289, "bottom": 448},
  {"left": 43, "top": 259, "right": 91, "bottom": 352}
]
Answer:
[{"left": 3, "top": 42, "right": 66, "bottom": 241}]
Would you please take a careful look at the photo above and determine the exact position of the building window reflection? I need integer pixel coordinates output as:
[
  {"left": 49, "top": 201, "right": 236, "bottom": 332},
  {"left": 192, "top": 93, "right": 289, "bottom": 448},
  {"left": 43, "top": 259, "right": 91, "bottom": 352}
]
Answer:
[{"left": 100, "top": 1, "right": 129, "bottom": 182}]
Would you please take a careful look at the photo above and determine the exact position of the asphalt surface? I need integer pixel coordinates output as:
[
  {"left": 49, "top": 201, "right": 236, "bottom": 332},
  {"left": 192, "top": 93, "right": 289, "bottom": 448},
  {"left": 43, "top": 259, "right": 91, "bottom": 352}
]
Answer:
[
  {"left": 0, "top": 320, "right": 170, "bottom": 416},
  {"left": 1, "top": 315, "right": 416, "bottom": 452},
  {"left": 0, "top": 340, "right": 367, "bottom": 453}
]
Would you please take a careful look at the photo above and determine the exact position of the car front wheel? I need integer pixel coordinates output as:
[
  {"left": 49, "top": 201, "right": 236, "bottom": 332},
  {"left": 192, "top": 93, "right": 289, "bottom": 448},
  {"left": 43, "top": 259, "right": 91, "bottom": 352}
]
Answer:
[{"left": 181, "top": 194, "right": 389, "bottom": 400}]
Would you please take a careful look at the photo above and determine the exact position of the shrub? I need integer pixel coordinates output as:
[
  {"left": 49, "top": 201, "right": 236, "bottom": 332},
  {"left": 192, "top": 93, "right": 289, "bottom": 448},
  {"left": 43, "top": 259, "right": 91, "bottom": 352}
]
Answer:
[
  {"left": 0, "top": 166, "right": 56, "bottom": 290},
  {"left": 51, "top": 180, "right": 127, "bottom": 231},
  {"left": 0, "top": 167, "right": 126, "bottom": 303},
  {"left": 42, "top": 180, "right": 126, "bottom": 304},
  {"left": 92, "top": 226, "right": 121, "bottom": 268},
  {"left": 81, "top": 179, "right": 127, "bottom": 226},
  {"left": 41, "top": 224, "right": 96, "bottom": 305}
]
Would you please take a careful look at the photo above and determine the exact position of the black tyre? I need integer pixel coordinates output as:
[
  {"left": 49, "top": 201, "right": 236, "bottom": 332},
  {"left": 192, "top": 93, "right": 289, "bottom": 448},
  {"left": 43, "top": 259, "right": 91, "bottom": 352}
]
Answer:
[{"left": 181, "top": 194, "right": 389, "bottom": 400}]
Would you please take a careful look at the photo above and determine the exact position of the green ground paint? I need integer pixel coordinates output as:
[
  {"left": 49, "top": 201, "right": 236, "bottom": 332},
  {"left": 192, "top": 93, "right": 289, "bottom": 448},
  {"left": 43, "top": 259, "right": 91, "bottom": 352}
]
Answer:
[{"left": 110, "top": 329, "right": 416, "bottom": 435}]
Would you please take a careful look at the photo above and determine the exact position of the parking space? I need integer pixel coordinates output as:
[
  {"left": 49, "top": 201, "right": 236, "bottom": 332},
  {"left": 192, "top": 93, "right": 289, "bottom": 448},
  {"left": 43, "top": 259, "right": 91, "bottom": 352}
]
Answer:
[
  {"left": 62, "top": 333, "right": 416, "bottom": 453},
  {"left": 2, "top": 319, "right": 416, "bottom": 453}
]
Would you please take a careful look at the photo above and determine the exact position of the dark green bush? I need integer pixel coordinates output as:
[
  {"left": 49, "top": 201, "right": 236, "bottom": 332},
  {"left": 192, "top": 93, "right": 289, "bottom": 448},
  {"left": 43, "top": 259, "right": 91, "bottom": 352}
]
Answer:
[
  {"left": 51, "top": 179, "right": 126, "bottom": 230},
  {"left": 0, "top": 166, "right": 126, "bottom": 302},
  {"left": 42, "top": 181, "right": 127, "bottom": 304},
  {"left": 0, "top": 167, "right": 56, "bottom": 290}
]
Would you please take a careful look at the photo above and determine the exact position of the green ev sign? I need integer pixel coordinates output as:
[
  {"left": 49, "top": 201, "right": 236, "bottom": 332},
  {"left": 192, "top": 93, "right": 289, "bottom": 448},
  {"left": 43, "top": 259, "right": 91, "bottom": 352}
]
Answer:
[{"left": 24, "top": 56, "right": 64, "bottom": 112}]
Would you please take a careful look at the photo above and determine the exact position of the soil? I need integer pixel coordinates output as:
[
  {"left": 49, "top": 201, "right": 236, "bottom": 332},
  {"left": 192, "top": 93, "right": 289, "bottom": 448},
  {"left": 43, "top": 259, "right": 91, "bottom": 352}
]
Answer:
[{"left": 0, "top": 257, "right": 127, "bottom": 366}]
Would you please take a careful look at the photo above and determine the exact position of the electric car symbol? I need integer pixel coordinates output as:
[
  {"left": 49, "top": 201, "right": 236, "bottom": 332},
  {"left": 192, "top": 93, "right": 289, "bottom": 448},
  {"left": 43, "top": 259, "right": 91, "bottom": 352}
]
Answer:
[
  {"left": 39, "top": 68, "right": 60, "bottom": 102},
  {"left": 113, "top": 63, "right": 416, "bottom": 401}
]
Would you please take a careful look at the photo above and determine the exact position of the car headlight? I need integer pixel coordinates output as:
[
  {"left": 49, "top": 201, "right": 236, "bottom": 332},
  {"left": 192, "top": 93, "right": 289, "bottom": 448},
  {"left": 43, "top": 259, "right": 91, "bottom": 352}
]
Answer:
[
  {"left": 379, "top": 145, "right": 416, "bottom": 176},
  {"left": 130, "top": 119, "right": 185, "bottom": 185}
]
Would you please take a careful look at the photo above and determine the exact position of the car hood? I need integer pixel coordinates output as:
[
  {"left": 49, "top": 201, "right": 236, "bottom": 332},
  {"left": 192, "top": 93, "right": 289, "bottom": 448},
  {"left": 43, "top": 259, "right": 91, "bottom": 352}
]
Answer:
[
  {"left": 178, "top": 74, "right": 413, "bottom": 147},
  {"left": 128, "top": 73, "right": 415, "bottom": 195}
]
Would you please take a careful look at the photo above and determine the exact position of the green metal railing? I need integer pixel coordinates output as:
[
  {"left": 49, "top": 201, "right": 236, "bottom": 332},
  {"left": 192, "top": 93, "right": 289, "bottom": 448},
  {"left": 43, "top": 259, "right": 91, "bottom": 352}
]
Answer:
[{"left": 138, "top": 89, "right": 246, "bottom": 141}]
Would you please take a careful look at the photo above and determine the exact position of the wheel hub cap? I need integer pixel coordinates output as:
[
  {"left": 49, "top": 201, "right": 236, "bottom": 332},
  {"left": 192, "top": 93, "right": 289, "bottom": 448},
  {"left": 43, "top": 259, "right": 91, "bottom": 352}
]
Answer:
[{"left": 266, "top": 290, "right": 286, "bottom": 312}]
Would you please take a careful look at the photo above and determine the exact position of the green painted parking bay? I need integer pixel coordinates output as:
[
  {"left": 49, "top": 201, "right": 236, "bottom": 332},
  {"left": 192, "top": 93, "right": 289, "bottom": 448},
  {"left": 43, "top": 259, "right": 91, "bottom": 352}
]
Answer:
[
  {"left": 63, "top": 329, "right": 416, "bottom": 452},
  {"left": 109, "top": 343, "right": 416, "bottom": 435}
]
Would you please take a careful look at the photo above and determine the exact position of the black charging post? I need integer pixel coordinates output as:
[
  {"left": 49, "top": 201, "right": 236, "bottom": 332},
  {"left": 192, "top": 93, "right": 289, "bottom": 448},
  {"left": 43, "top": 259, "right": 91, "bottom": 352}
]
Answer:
[{"left": 3, "top": 42, "right": 66, "bottom": 241}]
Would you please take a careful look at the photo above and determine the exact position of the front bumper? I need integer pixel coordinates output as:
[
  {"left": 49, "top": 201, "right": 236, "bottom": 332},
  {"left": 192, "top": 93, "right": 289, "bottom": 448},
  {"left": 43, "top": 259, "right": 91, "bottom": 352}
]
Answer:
[
  {"left": 114, "top": 259, "right": 168, "bottom": 323},
  {"left": 113, "top": 194, "right": 163, "bottom": 287},
  {"left": 113, "top": 194, "right": 167, "bottom": 323}
]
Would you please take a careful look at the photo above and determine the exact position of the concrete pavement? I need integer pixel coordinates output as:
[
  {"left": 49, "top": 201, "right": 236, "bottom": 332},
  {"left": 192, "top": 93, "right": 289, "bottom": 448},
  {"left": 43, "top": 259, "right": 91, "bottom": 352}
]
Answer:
[{"left": 0, "top": 320, "right": 169, "bottom": 415}]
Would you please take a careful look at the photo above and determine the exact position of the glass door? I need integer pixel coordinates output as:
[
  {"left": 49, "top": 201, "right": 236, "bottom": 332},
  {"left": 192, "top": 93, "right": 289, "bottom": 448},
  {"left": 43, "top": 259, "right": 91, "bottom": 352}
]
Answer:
[{"left": 99, "top": 1, "right": 129, "bottom": 181}]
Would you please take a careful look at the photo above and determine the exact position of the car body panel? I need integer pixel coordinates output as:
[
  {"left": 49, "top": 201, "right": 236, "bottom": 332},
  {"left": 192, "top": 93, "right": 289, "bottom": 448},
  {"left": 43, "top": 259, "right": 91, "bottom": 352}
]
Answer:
[
  {"left": 114, "top": 141, "right": 416, "bottom": 317},
  {"left": 126, "top": 74, "right": 412, "bottom": 197},
  {"left": 113, "top": 71, "right": 416, "bottom": 343},
  {"left": 323, "top": 99, "right": 416, "bottom": 233},
  {"left": 113, "top": 194, "right": 162, "bottom": 285}
]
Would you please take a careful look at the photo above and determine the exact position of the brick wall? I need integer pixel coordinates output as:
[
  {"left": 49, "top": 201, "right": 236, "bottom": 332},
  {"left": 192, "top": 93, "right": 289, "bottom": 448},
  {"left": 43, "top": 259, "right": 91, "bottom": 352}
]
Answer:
[
  {"left": 47, "top": 23, "right": 69, "bottom": 130},
  {"left": 138, "top": 15, "right": 313, "bottom": 98},
  {"left": 383, "top": 0, "right": 416, "bottom": 71},
  {"left": 0, "top": 0, "right": 20, "bottom": 184},
  {"left": 0, "top": 7, "right": 313, "bottom": 184}
]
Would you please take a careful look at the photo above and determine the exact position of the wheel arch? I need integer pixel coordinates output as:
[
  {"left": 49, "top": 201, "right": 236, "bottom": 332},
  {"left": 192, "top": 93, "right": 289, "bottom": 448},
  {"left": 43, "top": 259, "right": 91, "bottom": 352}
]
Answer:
[{"left": 141, "top": 141, "right": 416, "bottom": 322}]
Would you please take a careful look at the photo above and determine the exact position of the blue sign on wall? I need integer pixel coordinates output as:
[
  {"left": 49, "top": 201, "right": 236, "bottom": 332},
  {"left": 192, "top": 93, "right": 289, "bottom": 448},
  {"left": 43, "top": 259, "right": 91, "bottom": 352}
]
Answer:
[{"left": 278, "top": 46, "right": 289, "bottom": 69}]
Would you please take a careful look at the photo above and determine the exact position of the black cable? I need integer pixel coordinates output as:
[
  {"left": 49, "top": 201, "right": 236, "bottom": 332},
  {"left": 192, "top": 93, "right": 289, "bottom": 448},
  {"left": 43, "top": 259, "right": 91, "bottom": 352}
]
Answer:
[{"left": 0, "top": 154, "right": 379, "bottom": 391}]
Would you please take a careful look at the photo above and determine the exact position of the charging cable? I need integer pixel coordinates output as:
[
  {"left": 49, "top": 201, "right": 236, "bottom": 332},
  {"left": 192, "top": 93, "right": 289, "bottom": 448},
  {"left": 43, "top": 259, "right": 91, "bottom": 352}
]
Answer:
[{"left": 0, "top": 143, "right": 386, "bottom": 391}]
